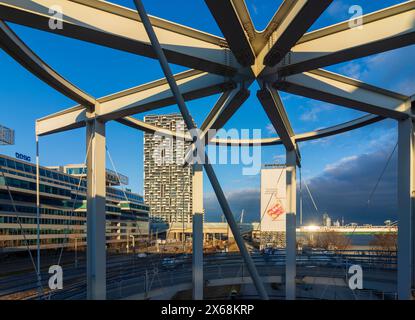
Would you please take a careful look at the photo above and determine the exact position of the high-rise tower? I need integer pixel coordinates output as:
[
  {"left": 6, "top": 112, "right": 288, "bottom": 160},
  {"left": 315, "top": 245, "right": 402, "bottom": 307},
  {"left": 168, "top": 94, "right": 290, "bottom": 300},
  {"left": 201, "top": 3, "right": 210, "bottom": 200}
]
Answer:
[{"left": 143, "top": 114, "right": 194, "bottom": 224}]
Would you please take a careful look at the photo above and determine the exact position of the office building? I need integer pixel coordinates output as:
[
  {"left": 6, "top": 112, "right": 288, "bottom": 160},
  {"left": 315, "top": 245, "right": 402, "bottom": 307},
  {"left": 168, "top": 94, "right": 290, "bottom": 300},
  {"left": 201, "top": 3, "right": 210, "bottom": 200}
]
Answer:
[
  {"left": 0, "top": 154, "right": 149, "bottom": 253},
  {"left": 144, "top": 114, "right": 193, "bottom": 224}
]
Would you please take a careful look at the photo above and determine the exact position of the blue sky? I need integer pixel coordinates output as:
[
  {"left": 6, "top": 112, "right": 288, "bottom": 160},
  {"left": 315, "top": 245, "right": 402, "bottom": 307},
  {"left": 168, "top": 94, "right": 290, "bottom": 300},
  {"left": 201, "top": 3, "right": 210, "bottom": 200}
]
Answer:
[{"left": 0, "top": 0, "right": 413, "bottom": 224}]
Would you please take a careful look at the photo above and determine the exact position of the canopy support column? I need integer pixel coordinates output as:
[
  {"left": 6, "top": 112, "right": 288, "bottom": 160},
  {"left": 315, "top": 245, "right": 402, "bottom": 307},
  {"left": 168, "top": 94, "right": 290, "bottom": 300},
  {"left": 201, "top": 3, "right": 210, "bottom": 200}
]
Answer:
[
  {"left": 286, "top": 149, "right": 297, "bottom": 300},
  {"left": 192, "top": 164, "right": 204, "bottom": 300},
  {"left": 86, "top": 119, "right": 107, "bottom": 300},
  {"left": 398, "top": 116, "right": 414, "bottom": 300}
]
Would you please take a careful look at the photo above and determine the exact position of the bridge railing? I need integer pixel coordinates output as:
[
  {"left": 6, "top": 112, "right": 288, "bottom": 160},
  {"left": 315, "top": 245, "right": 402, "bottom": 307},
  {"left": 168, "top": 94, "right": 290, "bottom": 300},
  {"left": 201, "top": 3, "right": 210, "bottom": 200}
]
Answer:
[{"left": 35, "top": 251, "right": 397, "bottom": 300}]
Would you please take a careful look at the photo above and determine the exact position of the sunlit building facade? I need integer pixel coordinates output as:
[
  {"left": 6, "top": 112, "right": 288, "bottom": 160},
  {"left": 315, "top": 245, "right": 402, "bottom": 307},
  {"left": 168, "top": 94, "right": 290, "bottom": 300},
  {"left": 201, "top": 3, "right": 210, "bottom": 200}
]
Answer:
[{"left": 0, "top": 154, "right": 149, "bottom": 252}]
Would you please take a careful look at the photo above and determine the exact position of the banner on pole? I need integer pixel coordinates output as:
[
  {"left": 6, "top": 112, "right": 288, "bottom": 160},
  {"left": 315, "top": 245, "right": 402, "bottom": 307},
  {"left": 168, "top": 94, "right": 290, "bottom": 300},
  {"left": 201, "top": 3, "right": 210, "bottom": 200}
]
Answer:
[{"left": 260, "top": 166, "right": 286, "bottom": 232}]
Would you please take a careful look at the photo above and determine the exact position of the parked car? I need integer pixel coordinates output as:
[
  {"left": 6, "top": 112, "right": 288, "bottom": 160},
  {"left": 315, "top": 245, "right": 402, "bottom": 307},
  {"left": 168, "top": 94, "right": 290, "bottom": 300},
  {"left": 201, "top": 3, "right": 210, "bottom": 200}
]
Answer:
[{"left": 161, "top": 257, "right": 177, "bottom": 270}]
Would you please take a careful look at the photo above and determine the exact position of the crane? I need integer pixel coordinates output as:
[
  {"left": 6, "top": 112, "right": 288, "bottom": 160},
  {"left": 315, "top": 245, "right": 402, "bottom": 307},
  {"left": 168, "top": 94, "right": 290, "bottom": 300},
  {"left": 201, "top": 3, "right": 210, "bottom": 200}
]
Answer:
[{"left": 240, "top": 209, "right": 245, "bottom": 224}]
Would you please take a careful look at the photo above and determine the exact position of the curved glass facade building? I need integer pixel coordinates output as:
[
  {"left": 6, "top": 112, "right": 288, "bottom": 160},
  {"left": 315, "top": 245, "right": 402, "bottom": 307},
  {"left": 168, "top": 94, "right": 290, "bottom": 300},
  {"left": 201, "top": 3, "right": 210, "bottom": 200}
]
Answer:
[{"left": 0, "top": 154, "right": 149, "bottom": 253}]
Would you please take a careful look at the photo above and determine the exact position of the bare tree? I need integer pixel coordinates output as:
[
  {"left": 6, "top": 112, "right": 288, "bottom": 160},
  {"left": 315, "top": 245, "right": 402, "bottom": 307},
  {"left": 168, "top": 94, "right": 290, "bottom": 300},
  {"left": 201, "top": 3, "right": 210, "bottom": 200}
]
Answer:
[
  {"left": 370, "top": 233, "right": 397, "bottom": 252},
  {"left": 312, "top": 231, "right": 350, "bottom": 250}
]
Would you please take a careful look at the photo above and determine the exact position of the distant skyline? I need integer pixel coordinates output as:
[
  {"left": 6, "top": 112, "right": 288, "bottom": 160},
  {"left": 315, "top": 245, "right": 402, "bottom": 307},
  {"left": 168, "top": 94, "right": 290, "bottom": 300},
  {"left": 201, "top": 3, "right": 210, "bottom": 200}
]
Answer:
[{"left": 1, "top": 0, "right": 413, "bottom": 225}]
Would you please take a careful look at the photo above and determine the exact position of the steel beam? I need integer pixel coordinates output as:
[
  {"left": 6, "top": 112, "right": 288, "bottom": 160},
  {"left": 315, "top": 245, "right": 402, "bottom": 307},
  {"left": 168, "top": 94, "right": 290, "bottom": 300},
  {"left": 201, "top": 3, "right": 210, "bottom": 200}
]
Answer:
[
  {"left": 286, "top": 149, "right": 297, "bottom": 300},
  {"left": 294, "top": 114, "right": 384, "bottom": 142},
  {"left": 86, "top": 119, "right": 106, "bottom": 300},
  {"left": 252, "top": 0, "right": 298, "bottom": 53},
  {"left": 192, "top": 164, "right": 204, "bottom": 300},
  {"left": 115, "top": 113, "right": 383, "bottom": 149},
  {"left": 274, "top": 69, "right": 410, "bottom": 120},
  {"left": 397, "top": 115, "right": 415, "bottom": 300},
  {"left": 36, "top": 106, "right": 87, "bottom": 137},
  {"left": 117, "top": 116, "right": 192, "bottom": 141},
  {"left": 0, "top": 20, "right": 95, "bottom": 107},
  {"left": 257, "top": 84, "right": 295, "bottom": 151},
  {"left": 98, "top": 71, "right": 233, "bottom": 121},
  {"left": 205, "top": 0, "right": 255, "bottom": 67},
  {"left": 200, "top": 87, "right": 250, "bottom": 133},
  {"left": 231, "top": 0, "right": 256, "bottom": 46},
  {"left": 36, "top": 70, "right": 234, "bottom": 136},
  {"left": 183, "top": 87, "right": 250, "bottom": 166},
  {"left": 210, "top": 114, "right": 384, "bottom": 146},
  {"left": 0, "top": 0, "right": 240, "bottom": 76},
  {"left": 134, "top": 0, "right": 268, "bottom": 300},
  {"left": 278, "top": 1, "right": 415, "bottom": 76},
  {"left": 259, "top": 0, "right": 333, "bottom": 68}
]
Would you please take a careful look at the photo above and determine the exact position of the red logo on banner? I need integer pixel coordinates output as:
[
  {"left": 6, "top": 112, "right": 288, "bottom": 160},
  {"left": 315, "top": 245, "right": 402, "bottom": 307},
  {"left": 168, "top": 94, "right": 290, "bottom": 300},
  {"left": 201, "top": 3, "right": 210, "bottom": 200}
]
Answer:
[{"left": 267, "top": 200, "right": 285, "bottom": 221}]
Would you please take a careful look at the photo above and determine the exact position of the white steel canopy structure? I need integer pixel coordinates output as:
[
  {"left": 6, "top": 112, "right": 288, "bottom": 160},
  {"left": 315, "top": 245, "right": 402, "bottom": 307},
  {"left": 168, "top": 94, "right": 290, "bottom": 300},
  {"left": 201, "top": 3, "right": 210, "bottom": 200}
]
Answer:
[{"left": 0, "top": 0, "right": 414, "bottom": 300}]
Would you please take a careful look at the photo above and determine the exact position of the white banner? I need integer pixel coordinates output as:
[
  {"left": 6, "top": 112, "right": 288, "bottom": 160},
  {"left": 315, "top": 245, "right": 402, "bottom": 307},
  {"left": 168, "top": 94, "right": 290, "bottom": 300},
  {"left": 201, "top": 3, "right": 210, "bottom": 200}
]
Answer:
[{"left": 260, "top": 167, "right": 286, "bottom": 232}]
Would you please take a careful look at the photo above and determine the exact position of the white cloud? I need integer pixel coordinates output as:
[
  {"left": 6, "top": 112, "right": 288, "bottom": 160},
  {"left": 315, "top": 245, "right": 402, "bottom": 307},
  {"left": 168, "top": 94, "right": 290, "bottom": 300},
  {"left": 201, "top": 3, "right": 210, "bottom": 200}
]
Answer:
[
  {"left": 333, "top": 46, "right": 415, "bottom": 95},
  {"left": 266, "top": 123, "right": 276, "bottom": 135},
  {"left": 204, "top": 188, "right": 261, "bottom": 222},
  {"left": 365, "top": 126, "right": 397, "bottom": 149},
  {"left": 338, "top": 61, "right": 368, "bottom": 79},
  {"left": 300, "top": 108, "right": 319, "bottom": 122},
  {"left": 251, "top": 3, "right": 258, "bottom": 15},
  {"left": 300, "top": 103, "right": 335, "bottom": 122},
  {"left": 306, "top": 143, "right": 398, "bottom": 224},
  {"left": 324, "top": 155, "right": 358, "bottom": 172},
  {"left": 305, "top": 136, "right": 334, "bottom": 147},
  {"left": 273, "top": 154, "right": 285, "bottom": 162}
]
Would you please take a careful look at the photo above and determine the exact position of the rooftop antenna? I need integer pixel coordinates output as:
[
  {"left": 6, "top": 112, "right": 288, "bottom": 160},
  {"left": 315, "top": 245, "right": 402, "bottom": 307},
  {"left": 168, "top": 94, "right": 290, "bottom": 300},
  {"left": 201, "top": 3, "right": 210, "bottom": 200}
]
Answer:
[{"left": 0, "top": 125, "right": 14, "bottom": 145}]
